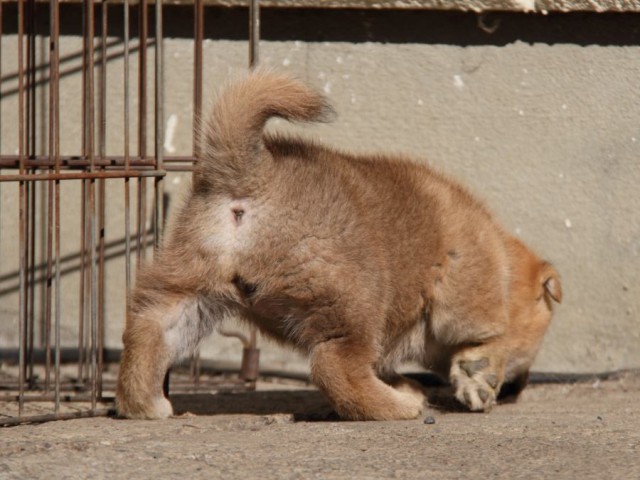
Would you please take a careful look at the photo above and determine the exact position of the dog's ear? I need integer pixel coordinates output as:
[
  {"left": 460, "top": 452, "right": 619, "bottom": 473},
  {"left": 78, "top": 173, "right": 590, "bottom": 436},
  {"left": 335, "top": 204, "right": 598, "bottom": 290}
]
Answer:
[{"left": 541, "top": 262, "right": 562, "bottom": 304}]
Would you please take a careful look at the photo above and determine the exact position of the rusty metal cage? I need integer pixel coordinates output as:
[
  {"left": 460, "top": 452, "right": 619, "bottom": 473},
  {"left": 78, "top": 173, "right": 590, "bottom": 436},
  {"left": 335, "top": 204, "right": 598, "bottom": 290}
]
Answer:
[{"left": 0, "top": 0, "right": 262, "bottom": 426}]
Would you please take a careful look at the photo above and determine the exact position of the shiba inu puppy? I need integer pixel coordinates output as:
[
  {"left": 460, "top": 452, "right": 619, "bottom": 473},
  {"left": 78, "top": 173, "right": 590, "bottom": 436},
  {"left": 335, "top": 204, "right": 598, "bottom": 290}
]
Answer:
[{"left": 116, "top": 72, "right": 561, "bottom": 420}]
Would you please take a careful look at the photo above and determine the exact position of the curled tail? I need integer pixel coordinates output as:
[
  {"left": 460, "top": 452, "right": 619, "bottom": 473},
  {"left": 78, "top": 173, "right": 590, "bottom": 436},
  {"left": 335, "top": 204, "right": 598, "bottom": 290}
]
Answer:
[{"left": 195, "top": 71, "right": 335, "bottom": 195}]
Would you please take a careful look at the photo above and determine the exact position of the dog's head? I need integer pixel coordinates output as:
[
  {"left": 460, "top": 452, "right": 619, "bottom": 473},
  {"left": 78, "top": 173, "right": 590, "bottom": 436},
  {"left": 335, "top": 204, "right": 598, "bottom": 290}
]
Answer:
[{"left": 500, "top": 255, "right": 562, "bottom": 400}]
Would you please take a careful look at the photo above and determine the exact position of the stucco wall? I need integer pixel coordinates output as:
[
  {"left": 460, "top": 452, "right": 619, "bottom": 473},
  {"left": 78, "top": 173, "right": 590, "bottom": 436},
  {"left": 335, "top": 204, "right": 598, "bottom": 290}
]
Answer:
[{"left": 1, "top": 8, "right": 638, "bottom": 374}]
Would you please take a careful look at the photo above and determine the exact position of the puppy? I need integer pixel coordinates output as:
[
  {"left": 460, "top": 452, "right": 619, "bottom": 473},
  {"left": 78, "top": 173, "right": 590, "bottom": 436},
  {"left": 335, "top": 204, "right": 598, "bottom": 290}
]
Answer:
[{"left": 116, "top": 71, "right": 562, "bottom": 420}]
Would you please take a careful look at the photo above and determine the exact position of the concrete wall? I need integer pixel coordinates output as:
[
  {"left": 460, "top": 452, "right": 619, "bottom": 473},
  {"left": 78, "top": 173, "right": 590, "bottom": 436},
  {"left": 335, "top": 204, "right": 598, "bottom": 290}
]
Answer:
[{"left": 1, "top": 8, "right": 638, "bottom": 374}]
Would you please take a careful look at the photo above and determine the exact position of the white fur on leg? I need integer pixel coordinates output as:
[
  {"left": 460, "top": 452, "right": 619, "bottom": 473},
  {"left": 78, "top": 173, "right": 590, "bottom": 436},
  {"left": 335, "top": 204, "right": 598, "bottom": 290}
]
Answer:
[
  {"left": 150, "top": 396, "right": 174, "bottom": 419},
  {"left": 124, "top": 396, "right": 173, "bottom": 420}
]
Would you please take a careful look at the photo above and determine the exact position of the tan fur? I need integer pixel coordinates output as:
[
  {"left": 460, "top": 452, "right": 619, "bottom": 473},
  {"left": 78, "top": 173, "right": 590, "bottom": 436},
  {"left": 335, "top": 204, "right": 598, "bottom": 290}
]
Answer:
[{"left": 116, "top": 71, "right": 561, "bottom": 420}]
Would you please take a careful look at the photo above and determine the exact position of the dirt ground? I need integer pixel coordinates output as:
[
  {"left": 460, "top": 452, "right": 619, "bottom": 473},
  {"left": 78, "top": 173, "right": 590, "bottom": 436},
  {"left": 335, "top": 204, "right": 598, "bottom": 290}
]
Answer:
[{"left": 2, "top": 371, "right": 639, "bottom": 480}]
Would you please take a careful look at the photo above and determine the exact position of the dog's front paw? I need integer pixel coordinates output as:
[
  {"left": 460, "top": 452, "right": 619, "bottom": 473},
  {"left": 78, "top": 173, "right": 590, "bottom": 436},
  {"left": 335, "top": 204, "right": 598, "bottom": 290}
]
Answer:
[{"left": 450, "top": 357, "right": 503, "bottom": 412}]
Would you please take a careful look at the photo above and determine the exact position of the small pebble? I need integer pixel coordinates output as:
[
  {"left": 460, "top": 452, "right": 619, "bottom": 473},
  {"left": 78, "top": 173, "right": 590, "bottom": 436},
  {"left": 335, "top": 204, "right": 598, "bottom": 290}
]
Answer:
[{"left": 423, "top": 416, "right": 436, "bottom": 425}]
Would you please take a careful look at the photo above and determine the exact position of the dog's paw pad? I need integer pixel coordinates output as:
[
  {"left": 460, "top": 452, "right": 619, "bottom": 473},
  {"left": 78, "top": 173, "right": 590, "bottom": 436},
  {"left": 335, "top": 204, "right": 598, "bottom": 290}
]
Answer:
[
  {"left": 484, "top": 373, "right": 499, "bottom": 389},
  {"left": 451, "top": 357, "right": 501, "bottom": 412},
  {"left": 477, "top": 388, "right": 490, "bottom": 403},
  {"left": 459, "top": 358, "right": 489, "bottom": 377}
]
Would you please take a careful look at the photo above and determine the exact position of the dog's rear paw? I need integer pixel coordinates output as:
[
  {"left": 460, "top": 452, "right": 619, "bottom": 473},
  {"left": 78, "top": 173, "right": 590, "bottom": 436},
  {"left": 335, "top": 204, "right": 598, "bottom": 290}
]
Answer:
[
  {"left": 386, "top": 375, "right": 427, "bottom": 406},
  {"left": 116, "top": 395, "right": 174, "bottom": 420},
  {"left": 450, "top": 357, "right": 502, "bottom": 412},
  {"left": 388, "top": 390, "right": 425, "bottom": 420}
]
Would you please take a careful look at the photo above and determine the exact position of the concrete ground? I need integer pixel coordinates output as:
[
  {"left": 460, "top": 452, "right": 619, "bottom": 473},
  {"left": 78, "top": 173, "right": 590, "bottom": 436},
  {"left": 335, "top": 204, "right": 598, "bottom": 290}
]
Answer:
[{"left": 1, "top": 371, "right": 639, "bottom": 480}]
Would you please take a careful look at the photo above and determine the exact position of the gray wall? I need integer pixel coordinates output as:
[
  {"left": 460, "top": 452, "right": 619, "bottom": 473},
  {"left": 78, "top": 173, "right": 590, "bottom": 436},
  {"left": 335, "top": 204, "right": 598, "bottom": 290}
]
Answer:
[{"left": 1, "top": 8, "right": 638, "bottom": 374}]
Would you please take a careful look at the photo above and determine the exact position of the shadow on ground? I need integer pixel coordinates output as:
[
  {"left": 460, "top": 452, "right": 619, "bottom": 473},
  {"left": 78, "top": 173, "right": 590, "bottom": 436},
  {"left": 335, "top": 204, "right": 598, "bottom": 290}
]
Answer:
[
  {"left": 171, "top": 390, "right": 341, "bottom": 421},
  {"left": 169, "top": 384, "right": 473, "bottom": 420},
  {"left": 170, "top": 369, "right": 626, "bottom": 419}
]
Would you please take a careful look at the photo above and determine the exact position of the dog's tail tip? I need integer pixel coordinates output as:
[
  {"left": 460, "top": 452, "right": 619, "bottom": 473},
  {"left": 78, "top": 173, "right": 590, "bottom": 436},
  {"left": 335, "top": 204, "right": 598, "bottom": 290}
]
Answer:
[
  {"left": 244, "top": 70, "right": 336, "bottom": 124},
  {"left": 196, "top": 71, "right": 335, "bottom": 193},
  {"left": 316, "top": 101, "right": 338, "bottom": 123}
]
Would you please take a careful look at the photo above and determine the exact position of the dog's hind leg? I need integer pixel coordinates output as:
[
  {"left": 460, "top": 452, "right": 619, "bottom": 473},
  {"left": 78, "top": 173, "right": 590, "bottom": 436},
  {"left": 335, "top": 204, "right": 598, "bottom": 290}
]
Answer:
[
  {"left": 116, "top": 292, "right": 220, "bottom": 419},
  {"left": 310, "top": 336, "right": 425, "bottom": 421}
]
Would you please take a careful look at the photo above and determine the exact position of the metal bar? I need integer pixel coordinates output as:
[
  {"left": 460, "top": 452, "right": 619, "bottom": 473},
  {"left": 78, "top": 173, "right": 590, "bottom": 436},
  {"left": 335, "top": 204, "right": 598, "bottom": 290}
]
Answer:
[
  {"left": 43, "top": 25, "right": 55, "bottom": 390},
  {"left": 99, "top": 3, "right": 108, "bottom": 164},
  {"left": 97, "top": 186, "right": 106, "bottom": 396},
  {"left": 193, "top": 0, "right": 203, "bottom": 158},
  {"left": 26, "top": 0, "right": 35, "bottom": 157},
  {"left": 249, "top": 0, "right": 260, "bottom": 68},
  {"left": 27, "top": 166, "right": 36, "bottom": 387},
  {"left": 37, "top": 33, "right": 48, "bottom": 374},
  {"left": 154, "top": 0, "right": 164, "bottom": 250},
  {"left": 78, "top": 0, "right": 89, "bottom": 382},
  {"left": 124, "top": 0, "right": 132, "bottom": 305},
  {"left": 0, "top": 170, "right": 167, "bottom": 183},
  {"left": 87, "top": 0, "right": 95, "bottom": 173},
  {"left": 85, "top": 1, "right": 97, "bottom": 407},
  {"left": 22, "top": 175, "right": 30, "bottom": 390},
  {"left": 51, "top": 0, "right": 61, "bottom": 413},
  {"left": 77, "top": 181, "right": 86, "bottom": 383},
  {"left": 77, "top": 0, "right": 88, "bottom": 388},
  {"left": 81, "top": 2, "right": 87, "bottom": 159},
  {"left": 0, "top": 0, "right": 3, "bottom": 155},
  {"left": 0, "top": 394, "right": 114, "bottom": 403},
  {"left": 87, "top": 4, "right": 97, "bottom": 402},
  {"left": 124, "top": 176, "right": 131, "bottom": 301},
  {"left": 87, "top": 3, "right": 97, "bottom": 402},
  {"left": 18, "top": 0, "right": 27, "bottom": 418},
  {"left": 90, "top": 177, "right": 98, "bottom": 412},
  {"left": 44, "top": 0, "right": 57, "bottom": 390},
  {"left": 0, "top": 154, "right": 196, "bottom": 168},
  {"left": 44, "top": 177, "right": 53, "bottom": 392},
  {"left": 138, "top": 0, "right": 147, "bottom": 160},
  {"left": 184, "top": 0, "right": 205, "bottom": 394},
  {"left": 53, "top": 145, "right": 61, "bottom": 414},
  {"left": 245, "top": 0, "right": 261, "bottom": 382},
  {"left": 163, "top": 164, "right": 195, "bottom": 172},
  {"left": 124, "top": 0, "right": 130, "bottom": 172},
  {"left": 87, "top": 0, "right": 98, "bottom": 402},
  {"left": 139, "top": 181, "right": 148, "bottom": 259},
  {"left": 25, "top": 0, "right": 37, "bottom": 389},
  {"left": 218, "top": 328, "right": 251, "bottom": 349},
  {"left": 136, "top": 173, "right": 146, "bottom": 265},
  {"left": 137, "top": 0, "right": 149, "bottom": 267},
  {"left": 0, "top": 0, "right": 2, "bottom": 264},
  {"left": 97, "top": 0, "right": 109, "bottom": 401},
  {"left": 83, "top": 0, "right": 102, "bottom": 402},
  {"left": 0, "top": 155, "right": 196, "bottom": 170},
  {"left": 0, "top": 409, "right": 112, "bottom": 428}
]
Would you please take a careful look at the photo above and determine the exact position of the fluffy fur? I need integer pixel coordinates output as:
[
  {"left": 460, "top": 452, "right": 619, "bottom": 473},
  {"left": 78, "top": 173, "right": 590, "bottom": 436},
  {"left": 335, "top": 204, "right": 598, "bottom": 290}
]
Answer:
[{"left": 116, "top": 71, "right": 562, "bottom": 420}]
